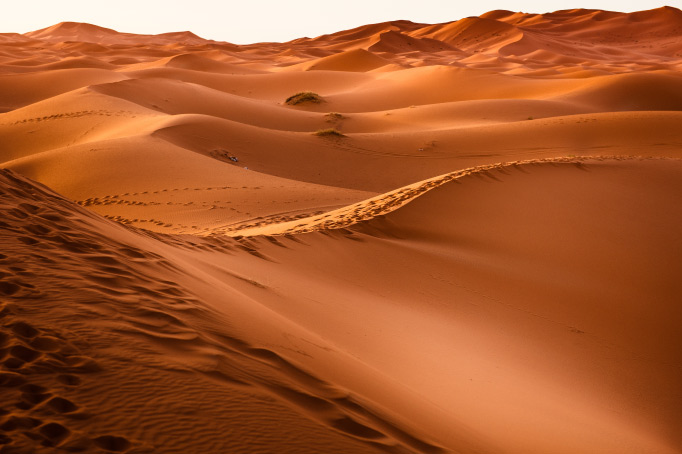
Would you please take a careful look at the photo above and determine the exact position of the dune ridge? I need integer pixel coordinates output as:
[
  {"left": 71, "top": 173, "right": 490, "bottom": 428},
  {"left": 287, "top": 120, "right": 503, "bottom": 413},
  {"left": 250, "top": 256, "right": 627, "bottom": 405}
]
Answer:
[
  {"left": 223, "top": 155, "right": 664, "bottom": 236},
  {"left": 0, "top": 168, "right": 449, "bottom": 454},
  {"left": 1, "top": 7, "right": 681, "bottom": 454}
]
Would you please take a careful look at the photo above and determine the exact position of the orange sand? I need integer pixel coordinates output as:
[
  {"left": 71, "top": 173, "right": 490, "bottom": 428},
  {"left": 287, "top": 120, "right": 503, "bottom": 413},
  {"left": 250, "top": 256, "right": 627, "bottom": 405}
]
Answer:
[{"left": 1, "top": 8, "right": 681, "bottom": 454}]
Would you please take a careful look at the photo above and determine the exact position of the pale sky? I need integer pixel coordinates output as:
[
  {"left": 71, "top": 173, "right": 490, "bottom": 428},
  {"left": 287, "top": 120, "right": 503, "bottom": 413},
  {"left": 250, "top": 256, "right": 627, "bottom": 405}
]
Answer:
[{"left": 4, "top": 0, "right": 679, "bottom": 44}]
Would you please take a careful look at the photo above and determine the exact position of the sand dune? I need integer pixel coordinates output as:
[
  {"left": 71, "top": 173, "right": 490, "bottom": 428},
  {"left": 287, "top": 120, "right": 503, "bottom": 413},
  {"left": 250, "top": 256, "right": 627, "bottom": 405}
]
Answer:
[
  {"left": 299, "top": 48, "right": 393, "bottom": 72},
  {"left": 368, "top": 30, "right": 456, "bottom": 54},
  {"left": 412, "top": 16, "right": 523, "bottom": 53},
  {"left": 26, "top": 22, "right": 211, "bottom": 46},
  {"left": 0, "top": 69, "right": 128, "bottom": 111},
  {"left": 218, "top": 157, "right": 682, "bottom": 454},
  {"left": 1, "top": 7, "right": 681, "bottom": 454}
]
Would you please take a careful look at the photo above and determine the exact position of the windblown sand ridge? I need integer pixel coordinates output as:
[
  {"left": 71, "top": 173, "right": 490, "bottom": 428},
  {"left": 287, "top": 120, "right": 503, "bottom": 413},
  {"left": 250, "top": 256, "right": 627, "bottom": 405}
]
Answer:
[{"left": 1, "top": 7, "right": 681, "bottom": 454}]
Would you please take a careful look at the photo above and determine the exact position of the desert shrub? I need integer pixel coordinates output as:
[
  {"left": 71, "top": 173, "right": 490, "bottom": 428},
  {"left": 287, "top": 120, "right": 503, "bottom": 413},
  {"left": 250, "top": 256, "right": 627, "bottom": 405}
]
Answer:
[
  {"left": 314, "top": 128, "right": 345, "bottom": 137},
  {"left": 285, "top": 91, "right": 323, "bottom": 105},
  {"left": 325, "top": 112, "right": 345, "bottom": 120}
]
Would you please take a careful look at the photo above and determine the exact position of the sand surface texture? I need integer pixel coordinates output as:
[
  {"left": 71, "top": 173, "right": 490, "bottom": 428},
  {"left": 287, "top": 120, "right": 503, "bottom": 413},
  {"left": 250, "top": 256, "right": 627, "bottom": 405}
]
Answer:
[{"left": 1, "top": 7, "right": 681, "bottom": 454}]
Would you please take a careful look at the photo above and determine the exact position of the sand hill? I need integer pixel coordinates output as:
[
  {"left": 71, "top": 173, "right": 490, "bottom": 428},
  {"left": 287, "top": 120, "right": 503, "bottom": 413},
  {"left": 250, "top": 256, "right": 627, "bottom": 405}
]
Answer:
[{"left": 1, "top": 7, "right": 681, "bottom": 454}]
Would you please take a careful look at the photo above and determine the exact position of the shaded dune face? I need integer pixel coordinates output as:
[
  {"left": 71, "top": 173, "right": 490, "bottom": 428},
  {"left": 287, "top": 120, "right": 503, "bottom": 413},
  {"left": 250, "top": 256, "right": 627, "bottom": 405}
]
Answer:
[{"left": 1, "top": 7, "right": 681, "bottom": 454}]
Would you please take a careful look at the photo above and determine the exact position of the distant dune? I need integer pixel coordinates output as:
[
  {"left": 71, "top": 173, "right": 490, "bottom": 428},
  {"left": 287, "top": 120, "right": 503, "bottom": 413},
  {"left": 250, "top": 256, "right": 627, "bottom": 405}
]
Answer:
[{"left": 1, "top": 8, "right": 681, "bottom": 454}]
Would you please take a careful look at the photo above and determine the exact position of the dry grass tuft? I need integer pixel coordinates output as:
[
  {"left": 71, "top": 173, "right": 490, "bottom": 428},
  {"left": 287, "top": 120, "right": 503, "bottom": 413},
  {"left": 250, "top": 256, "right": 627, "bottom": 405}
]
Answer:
[
  {"left": 285, "top": 91, "right": 323, "bottom": 105},
  {"left": 325, "top": 112, "right": 345, "bottom": 120},
  {"left": 314, "top": 128, "right": 345, "bottom": 137}
]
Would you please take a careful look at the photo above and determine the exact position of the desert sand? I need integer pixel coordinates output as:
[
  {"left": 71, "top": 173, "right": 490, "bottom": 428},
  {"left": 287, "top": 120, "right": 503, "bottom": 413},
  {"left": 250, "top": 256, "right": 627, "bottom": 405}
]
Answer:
[{"left": 1, "top": 7, "right": 681, "bottom": 454}]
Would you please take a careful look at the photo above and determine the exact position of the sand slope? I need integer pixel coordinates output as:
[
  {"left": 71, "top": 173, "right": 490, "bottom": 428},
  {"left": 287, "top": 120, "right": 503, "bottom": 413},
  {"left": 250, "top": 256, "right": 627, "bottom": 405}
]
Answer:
[
  {"left": 1, "top": 7, "right": 681, "bottom": 454},
  {"left": 218, "top": 157, "right": 682, "bottom": 454},
  {"left": 0, "top": 169, "right": 429, "bottom": 454}
]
